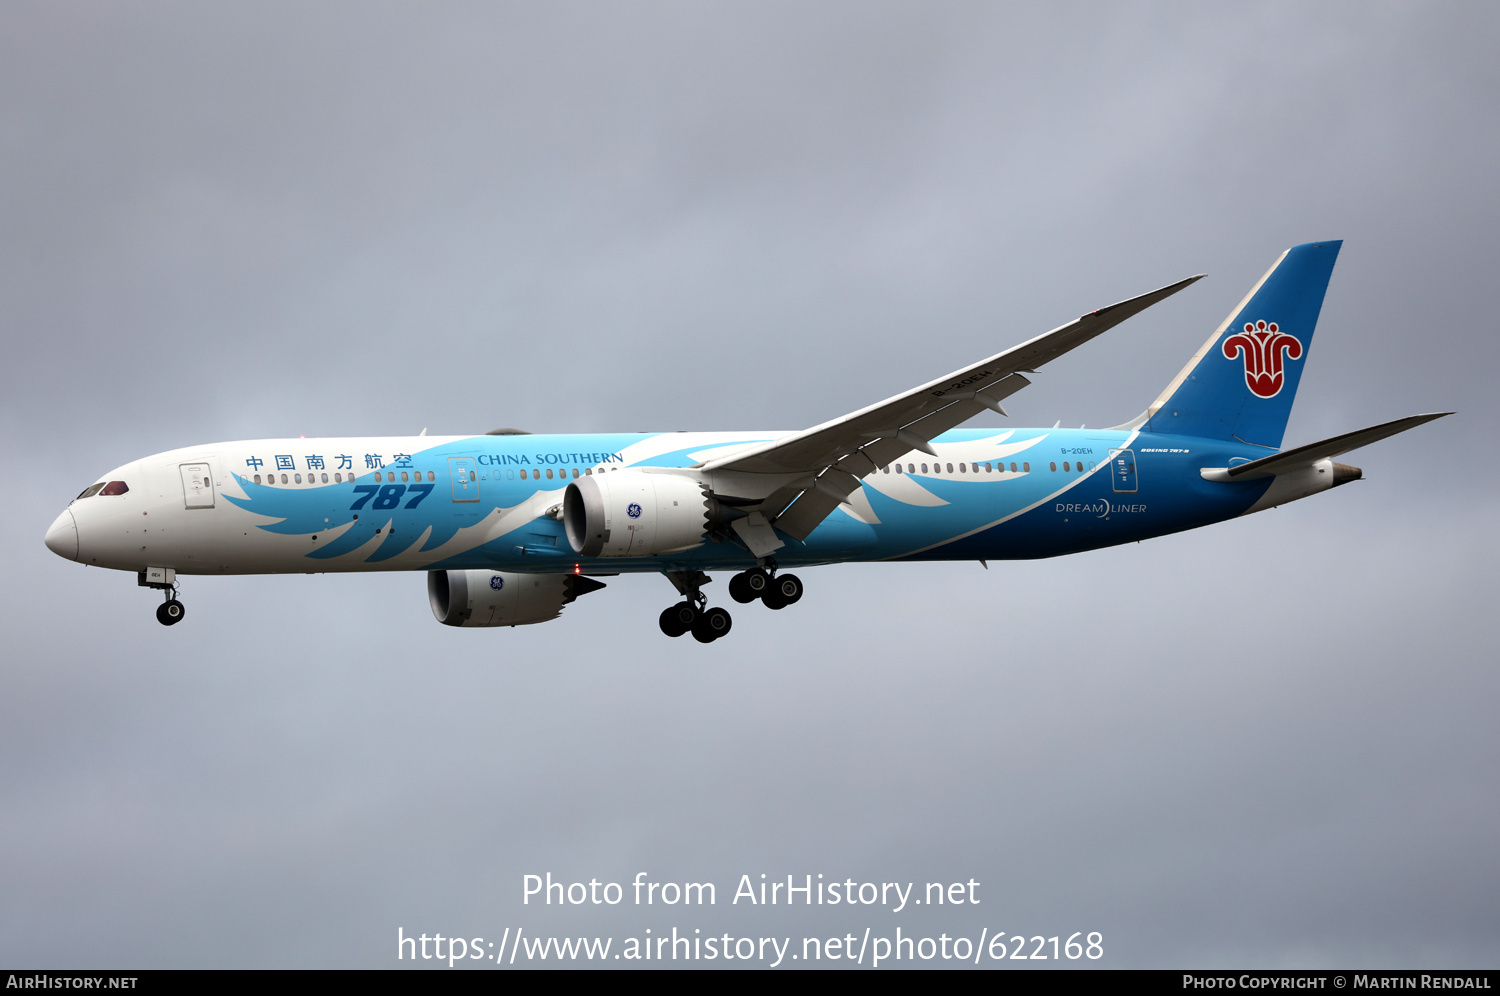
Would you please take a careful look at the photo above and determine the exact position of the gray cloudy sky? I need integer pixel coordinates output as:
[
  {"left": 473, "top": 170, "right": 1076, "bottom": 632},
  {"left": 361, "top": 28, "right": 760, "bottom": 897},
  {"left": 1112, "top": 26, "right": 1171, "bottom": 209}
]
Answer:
[{"left": 2, "top": 2, "right": 1497, "bottom": 969}]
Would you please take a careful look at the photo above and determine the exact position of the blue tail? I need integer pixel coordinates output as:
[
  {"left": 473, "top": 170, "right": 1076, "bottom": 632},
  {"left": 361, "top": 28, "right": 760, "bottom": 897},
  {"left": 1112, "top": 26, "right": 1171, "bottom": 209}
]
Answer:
[{"left": 1145, "top": 241, "right": 1342, "bottom": 448}]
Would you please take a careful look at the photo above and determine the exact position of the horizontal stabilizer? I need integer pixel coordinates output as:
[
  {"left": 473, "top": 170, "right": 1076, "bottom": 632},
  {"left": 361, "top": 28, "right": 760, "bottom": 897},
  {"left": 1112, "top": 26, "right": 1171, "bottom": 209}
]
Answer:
[{"left": 1202, "top": 412, "right": 1452, "bottom": 482}]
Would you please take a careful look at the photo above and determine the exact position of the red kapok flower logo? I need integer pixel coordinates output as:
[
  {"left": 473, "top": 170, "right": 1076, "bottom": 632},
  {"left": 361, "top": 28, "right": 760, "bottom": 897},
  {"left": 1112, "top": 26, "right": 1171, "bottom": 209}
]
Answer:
[{"left": 1222, "top": 320, "right": 1303, "bottom": 399}]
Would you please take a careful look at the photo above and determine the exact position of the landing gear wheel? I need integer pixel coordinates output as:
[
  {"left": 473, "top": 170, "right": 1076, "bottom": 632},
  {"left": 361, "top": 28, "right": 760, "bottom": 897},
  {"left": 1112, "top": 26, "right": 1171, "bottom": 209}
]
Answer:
[
  {"left": 691, "top": 606, "right": 732, "bottom": 643},
  {"left": 659, "top": 601, "right": 697, "bottom": 638},
  {"left": 728, "top": 569, "right": 769, "bottom": 604},
  {"left": 761, "top": 573, "right": 802, "bottom": 610},
  {"left": 156, "top": 599, "right": 185, "bottom": 626}
]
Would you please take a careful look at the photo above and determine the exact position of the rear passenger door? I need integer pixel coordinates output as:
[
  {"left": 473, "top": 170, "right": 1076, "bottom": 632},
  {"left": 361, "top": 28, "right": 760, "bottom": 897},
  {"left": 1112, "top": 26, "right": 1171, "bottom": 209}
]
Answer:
[{"left": 1108, "top": 449, "right": 1138, "bottom": 493}]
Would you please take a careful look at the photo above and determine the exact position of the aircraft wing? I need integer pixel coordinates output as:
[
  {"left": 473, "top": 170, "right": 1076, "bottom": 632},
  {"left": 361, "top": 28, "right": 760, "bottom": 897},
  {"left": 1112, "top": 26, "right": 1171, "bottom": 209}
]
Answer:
[{"left": 706, "top": 273, "right": 1204, "bottom": 541}]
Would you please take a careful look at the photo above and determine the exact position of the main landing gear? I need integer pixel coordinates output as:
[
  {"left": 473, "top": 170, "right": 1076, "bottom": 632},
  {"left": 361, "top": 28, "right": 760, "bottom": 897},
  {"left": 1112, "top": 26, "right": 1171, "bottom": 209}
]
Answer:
[
  {"left": 659, "top": 601, "right": 733, "bottom": 643},
  {"left": 658, "top": 565, "right": 804, "bottom": 642},
  {"left": 658, "top": 570, "right": 732, "bottom": 643},
  {"left": 727, "top": 567, "right": 802, "bottom": 609}
]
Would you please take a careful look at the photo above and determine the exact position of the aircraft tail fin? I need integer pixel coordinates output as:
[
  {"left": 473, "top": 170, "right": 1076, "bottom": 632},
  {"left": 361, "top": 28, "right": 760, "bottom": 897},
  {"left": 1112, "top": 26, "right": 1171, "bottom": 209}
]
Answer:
[{"left": 1145, "top": 241, "right": 1342, "bottom": 448}]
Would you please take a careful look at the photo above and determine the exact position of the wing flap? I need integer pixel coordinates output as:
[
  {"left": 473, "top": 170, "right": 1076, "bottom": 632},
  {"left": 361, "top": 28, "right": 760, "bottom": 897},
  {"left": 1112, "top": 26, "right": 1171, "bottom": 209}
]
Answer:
[{"left": 773, "top": 469, "right": 865, "bottom": 541}]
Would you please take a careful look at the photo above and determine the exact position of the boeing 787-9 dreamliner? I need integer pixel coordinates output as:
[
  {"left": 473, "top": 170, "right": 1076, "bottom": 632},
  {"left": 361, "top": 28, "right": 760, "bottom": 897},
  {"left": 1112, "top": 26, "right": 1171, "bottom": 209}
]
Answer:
[{"left": 45, "top": 241, "right": 1448, "bottom": 642}]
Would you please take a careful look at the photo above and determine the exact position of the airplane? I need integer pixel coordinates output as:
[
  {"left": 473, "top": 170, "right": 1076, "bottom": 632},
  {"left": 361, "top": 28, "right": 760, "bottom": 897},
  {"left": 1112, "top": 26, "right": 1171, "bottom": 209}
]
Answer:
[{"left": 44, "top": 240, "right": 1449, "bottom": 642}]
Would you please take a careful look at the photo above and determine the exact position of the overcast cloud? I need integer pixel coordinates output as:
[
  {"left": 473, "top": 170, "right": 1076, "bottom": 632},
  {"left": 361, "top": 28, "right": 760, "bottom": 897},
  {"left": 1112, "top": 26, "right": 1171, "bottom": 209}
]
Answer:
[{"left": 1, "top": 1, "right": 1496, "bottom": 968}]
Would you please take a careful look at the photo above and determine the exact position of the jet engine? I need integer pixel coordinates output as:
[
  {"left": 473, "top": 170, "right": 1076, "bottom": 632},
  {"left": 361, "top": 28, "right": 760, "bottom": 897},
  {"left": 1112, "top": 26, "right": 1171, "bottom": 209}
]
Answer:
[
  {"left": 563, "top": 471, "right": 714, "bottom": 558},
  {"left": 427, "top": 570, "right": 606, "bottom": 628}
]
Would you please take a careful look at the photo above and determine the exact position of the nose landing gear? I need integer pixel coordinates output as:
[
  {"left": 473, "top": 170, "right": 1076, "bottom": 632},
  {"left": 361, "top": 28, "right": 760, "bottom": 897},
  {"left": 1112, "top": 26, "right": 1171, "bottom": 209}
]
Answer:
[
  {"left": 139, "top": 568, "right": 185, "bottom": 626},
  {"left": 155, "top": 597, "right": 186, "bottom": 626}
]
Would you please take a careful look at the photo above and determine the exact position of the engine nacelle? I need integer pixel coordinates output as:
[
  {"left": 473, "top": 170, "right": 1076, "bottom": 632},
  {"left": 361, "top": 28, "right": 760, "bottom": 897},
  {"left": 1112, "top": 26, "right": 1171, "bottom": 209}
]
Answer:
[
  {"left": 564, "top": 471, "right": 711, "bottom": 558},
  {"left": 427, "top": 570, "right": 606, "bottom": 628}
]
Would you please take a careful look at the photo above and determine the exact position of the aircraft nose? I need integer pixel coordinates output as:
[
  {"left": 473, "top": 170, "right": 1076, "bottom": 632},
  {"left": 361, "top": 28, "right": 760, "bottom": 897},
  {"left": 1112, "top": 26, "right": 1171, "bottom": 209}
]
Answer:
[{"left": 45, "top": 509, "right": 78, "bottom": 561}]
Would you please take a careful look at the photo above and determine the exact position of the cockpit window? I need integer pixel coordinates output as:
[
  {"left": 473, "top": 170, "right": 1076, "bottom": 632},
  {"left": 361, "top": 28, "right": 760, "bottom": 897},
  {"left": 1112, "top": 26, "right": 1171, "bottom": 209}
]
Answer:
[
  {"left": 99, "top": 480, "right": 130, "bottom": 496},
  {"left": 75, "top": 483, "right": 105, "bottom": 501}
]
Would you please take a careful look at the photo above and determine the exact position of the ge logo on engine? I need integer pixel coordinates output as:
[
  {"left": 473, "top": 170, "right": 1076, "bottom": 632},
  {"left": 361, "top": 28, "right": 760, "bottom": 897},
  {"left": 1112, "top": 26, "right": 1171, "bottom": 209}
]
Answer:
[
  {"left": 489, "top": 576, "right": 505, "bottom": 590},
  {"left": 627, "top": 503, "right": 642, "bottom": 518}
]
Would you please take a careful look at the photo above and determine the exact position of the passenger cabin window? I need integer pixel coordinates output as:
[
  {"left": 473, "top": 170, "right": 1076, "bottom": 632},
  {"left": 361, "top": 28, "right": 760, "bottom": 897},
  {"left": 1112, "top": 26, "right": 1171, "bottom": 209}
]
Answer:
[
  {"left": 100, "top": 480, "right": 129, "bottom": 496},
  {"left": 1023, "top": 462, "right": 1029, "bottom": 472},
  {"left": 1050, "top": 462, "right": 1057, "bottom": 472},
  {"left": 295, "top": 473, "right": 302, "bottom": 483},
  {"left": 321, "top": 473, "right": 329, "bottom": 483},
  {"left": 75, "top": 483, "right": 105, "bottom": 500}
]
